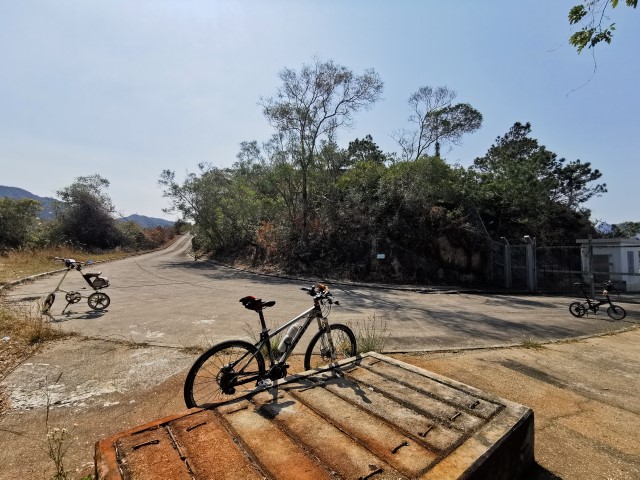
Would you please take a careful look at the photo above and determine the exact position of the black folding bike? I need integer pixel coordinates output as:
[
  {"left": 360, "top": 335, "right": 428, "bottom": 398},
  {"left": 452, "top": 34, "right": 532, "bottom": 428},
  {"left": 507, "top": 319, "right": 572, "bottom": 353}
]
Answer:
[
  {"left": 183, "top": 283, "right": 357, "bottom": 409},
  {"left": 569, "top": 281, "right": 626, "bottom": 320}
]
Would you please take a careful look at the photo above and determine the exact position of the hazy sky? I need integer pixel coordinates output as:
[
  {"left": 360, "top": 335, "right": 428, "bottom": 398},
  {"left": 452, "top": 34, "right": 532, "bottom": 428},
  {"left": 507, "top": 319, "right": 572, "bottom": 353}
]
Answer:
[{"left": 1, "top": 1, "right": 638, "bottom": 224}]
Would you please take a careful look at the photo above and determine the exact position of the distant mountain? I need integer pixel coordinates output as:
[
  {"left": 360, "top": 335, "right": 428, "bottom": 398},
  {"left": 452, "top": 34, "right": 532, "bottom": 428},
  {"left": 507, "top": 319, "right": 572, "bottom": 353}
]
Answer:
[
  {"left": 0, "top": 185, "right": 174, "bottom": 228},
  {"left": 0, "top": 185, "right": 58, "bottom": 219},
  {"left": 118, "top": 214, "right": 174, "bottom": 228}
]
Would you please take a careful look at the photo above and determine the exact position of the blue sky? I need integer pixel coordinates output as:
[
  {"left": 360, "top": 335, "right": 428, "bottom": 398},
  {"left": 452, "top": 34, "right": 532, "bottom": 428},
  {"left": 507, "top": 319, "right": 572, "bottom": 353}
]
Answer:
[{"left": 1, "top": 1, "right": 638, "bottom": 224}]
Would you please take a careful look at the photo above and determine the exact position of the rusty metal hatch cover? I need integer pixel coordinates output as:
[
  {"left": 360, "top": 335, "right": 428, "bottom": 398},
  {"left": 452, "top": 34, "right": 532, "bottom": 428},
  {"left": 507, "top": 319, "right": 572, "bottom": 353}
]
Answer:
[{"left": 95, "top": 353, "right": 534, "bottom": 480}]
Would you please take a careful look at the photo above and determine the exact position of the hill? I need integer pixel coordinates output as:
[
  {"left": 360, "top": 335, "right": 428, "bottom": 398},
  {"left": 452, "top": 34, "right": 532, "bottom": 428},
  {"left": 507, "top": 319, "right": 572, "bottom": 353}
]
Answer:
[
  {"left": 0, "top": 185, "right": 57, "bottom": 219},
  {"left": 0, "top": 185, "right": 173, "bottom": 228},
  {"left": 118, "top": 214, "right": 174, "bottom": 228}
]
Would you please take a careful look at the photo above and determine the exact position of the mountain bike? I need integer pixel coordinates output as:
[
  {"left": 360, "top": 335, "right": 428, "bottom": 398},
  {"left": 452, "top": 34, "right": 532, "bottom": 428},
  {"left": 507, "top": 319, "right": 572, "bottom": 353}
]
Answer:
[
  {"left": 41, "top": 257, "right": 111, "bottom": 314},
  {"left": 183, "top": 283, "right": 357, "bottom": 408},
  {"left": 569, "top": 281, "right": 626, "bottom": 320}
]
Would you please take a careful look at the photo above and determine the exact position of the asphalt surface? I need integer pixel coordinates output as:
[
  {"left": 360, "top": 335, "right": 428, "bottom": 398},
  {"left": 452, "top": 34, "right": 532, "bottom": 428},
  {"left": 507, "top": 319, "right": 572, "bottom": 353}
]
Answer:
[
  {"left": 5, "top": 234, "right": 638, "bottom": 351},
  {"left": 1, "top": 235, "right": 639, "bottom": 479}
]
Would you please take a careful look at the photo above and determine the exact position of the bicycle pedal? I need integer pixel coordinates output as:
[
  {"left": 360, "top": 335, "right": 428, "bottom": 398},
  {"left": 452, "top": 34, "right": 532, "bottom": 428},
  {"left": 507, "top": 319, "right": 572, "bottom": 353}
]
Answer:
[{"left": 256, "top": 379, "right": 273, "bottom": 389}]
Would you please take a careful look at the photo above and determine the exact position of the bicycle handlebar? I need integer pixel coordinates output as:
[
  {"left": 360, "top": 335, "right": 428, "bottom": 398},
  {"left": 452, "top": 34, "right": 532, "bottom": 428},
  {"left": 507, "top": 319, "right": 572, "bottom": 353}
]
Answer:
[
  {"left": 301, "top": 283, "right": 339, "bottom": 305},
  {"left": 54, "top": 257, "right": 94, "bottom": 269}
]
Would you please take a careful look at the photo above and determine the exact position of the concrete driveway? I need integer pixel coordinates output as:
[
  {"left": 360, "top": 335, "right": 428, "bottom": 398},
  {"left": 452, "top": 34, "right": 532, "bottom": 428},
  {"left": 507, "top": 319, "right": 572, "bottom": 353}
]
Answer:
[{"left": 6, "top": 235, "right": 638, "bottom": 352}]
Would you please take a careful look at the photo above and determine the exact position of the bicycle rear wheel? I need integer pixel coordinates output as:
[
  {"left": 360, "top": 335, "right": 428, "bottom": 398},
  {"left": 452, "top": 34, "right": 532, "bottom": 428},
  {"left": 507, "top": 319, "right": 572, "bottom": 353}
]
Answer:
[
  {"left": 304, "top": 323, "right": 357, "bottom": 371},
  {"left": 42, "top": 293, "right": 55, "bottom": 314},
  {"left": 184, "top": 340, "right": 265, "bottom": 408},
  {"left": 569, "top": 302, "right": 586, "bottom": 317},
  {"left": 607, "top": 305, "right": 626, "bottom": 320}
]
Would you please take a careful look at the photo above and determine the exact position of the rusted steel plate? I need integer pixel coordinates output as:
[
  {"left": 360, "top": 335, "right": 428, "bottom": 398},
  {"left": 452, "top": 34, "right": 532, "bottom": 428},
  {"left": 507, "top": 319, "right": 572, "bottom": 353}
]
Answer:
[{"left": 96, "top": 352, "right": 534, "bottom": 480}]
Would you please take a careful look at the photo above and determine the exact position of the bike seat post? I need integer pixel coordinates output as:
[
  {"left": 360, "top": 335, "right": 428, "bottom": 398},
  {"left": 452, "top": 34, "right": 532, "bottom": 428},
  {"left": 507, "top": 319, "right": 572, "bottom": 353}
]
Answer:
[{"left": 257, "top": 309, "right": 268, "bottom": 333}]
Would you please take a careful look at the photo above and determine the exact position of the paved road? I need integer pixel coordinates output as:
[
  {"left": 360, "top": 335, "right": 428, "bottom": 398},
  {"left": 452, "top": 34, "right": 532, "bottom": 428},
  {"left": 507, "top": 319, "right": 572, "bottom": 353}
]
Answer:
[{"left": 6, "top": 235, "right": 638, "bottom": 352}]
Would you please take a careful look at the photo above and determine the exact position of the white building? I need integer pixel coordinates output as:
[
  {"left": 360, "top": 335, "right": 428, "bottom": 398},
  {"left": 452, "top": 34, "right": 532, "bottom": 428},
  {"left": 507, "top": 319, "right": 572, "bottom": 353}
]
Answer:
[{"left": 576, "top": 238, "right": 640, "bottom": 292}]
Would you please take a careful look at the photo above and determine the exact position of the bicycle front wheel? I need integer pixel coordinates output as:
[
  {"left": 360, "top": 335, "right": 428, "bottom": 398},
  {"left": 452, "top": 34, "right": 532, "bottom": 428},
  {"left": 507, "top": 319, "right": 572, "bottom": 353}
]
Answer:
[
  {"left": 184, "top": 340, "right": 265, "bottom": 408},
  {"left": 88, "top": 292, "right": 110, "bottom": 310},
  {"left": 304, "top": 323, "right": 357, "bottom": 371},
  {"left": 569, "top": 302, "right": 586, "bottom": 317},
  {"left": 607, "top": 305, "right": 626, "bottom": 320}
]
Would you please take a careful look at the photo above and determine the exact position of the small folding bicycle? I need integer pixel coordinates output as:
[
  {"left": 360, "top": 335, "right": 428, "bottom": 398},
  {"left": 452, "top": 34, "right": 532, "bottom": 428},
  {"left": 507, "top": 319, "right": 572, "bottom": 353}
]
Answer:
[
  {"left": 183, "top": 283, "right": 357, "bottom": 408},
  {"left": 41, "top": 257, "right": 111, "bottom": 314},
  {"left": 569, "top": 281, "right": 626, "bottom": 320}
]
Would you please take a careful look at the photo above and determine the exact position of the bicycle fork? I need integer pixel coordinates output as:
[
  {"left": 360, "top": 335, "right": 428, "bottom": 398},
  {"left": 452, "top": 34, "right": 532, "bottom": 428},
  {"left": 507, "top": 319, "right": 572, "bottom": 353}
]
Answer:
[{"left": 316, "top": 316, "right": 338, "bottom": 362}]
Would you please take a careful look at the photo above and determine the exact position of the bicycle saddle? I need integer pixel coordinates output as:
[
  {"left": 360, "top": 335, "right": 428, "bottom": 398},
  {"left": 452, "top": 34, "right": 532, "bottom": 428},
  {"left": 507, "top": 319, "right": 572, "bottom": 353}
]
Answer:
[{"left": 239, "top": 296, "right": 276, "bottom": 310}]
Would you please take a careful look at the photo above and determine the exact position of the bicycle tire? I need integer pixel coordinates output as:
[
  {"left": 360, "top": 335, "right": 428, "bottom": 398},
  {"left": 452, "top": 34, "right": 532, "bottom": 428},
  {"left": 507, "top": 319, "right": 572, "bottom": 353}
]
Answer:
[
  {"left": 304, "top": 323, "right": 357, "bottom": 371},
  {"left": 42, "top": 293, "right": 55, "bottom": 313},
  {"left": 606, "top": 305, "right": 626, "bottom": 320},
  {"left": 88, "top": 292, "right": 110, "bottom": 310},
  {"left": 569, "top": 302, "right": 586, "bottom": 318},
  {"left": 184, "top": 340, "right": 265, "bottom": 408}
]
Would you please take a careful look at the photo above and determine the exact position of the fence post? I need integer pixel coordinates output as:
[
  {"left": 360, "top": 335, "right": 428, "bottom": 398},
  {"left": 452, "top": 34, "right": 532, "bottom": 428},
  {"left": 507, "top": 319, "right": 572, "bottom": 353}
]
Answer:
[
  {"left": 588, "top": 235, "right": 595, "bottom": 298},
  {"left": 523, "top": 236, "right": 537, "bottom": 292},
  {"left": 501, "top": 237, "right": 512, "bottom": 289}
]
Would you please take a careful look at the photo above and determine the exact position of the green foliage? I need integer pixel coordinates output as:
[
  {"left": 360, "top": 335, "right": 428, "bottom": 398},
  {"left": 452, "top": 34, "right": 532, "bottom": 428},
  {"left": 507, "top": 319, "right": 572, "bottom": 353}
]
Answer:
[
  {"left": 602, "top": 221, "right": 640, "bottom": 238},
  {"left": 156, "top": 60, "right": 610, "bottom": 284},
  {"left": 54, "top": 174, "right": 124, "bottom": 249},
  {"left": 117, "top": 221, "right": 154, "bottom": 250},
  {"left": 0, "top": 198, "right": 41, "bottom": 249},
  {"left": 347, "top": 135, "right": 387, "bottom": 165},
  {"left": 159, "top": 164, "right": 262, "bottom": 252},
  {"left": 569, "top": 0, "right": 637, "bottom": 53},
  {"left": 469, "top": 122, "right": 603, "bottom": 244}
]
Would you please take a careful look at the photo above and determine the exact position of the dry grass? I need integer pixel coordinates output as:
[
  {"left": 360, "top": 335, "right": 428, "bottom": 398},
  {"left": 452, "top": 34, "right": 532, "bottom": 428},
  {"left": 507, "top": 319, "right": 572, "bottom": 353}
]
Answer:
[
  {"left": 0, "top": 297, "right": 66, "bottom": 347},
  {"left": 350, "top": 314, "right": 390, "bottom": 355},
  {"left": 520, "top": 336, "right": 546, "bottom": 350},
  {"left": 0, "top": 296, "right": 69, "bottom": 414},
  {"left": 0, "top": 246, "right": 137, "bottom": 286}
]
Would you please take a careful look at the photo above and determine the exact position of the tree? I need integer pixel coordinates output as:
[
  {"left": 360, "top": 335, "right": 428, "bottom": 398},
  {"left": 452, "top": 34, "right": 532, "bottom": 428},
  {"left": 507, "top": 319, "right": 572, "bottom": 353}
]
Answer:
[
  {"left": 159, "top": 165, "right": 261, "bottom": 252},
  {"left": 569, "top": 0, "right": 638, "bottom": 53},
  {"left": 470, "top": 122, "right": 604, "bottom": 243},
  {"left": 392, "top": 86, "right": 482, "bottom": 161},
  {"left": 54, "top": 174, "right": 123, "bottom": 249},
  {"left": 259, "top": 57, "right": 383, "bottom": 242},
  {"left": 550, "top": 159, "right": 607, "bottom": 209},
  {"left": 346, "top": 135, "right": 386, "bottom": 165},
  {"left": 610, "top": 221, "right": 640, "bottom": 237},
  {"left": 0, "top": 198, "right": 41, "bottom": 248}
]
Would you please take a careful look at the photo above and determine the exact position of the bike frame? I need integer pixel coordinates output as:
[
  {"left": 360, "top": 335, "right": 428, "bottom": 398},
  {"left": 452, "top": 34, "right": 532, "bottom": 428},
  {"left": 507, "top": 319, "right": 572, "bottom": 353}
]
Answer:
[
  {"left": 44, "top": 259, "right": 107, "bottom": 314},
  {"left": 577, "top": 283, "right": 616, "bottom": 312},
  {"left": 227, "top": 300, "right": 336, "bottom": 389}
]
